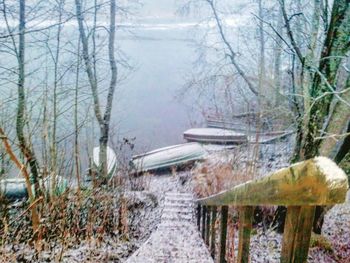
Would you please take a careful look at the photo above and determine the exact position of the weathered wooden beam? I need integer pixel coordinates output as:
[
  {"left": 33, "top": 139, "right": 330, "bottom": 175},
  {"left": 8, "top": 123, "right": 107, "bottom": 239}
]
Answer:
[
  {"left": 197, "top": 204, "right": 201, "bottom": 231},
  {"left": 281, "top": 206, "right": 315, "bottom": 263},
  {"left": 205, "top": 206, "right": 211, "bottom": 246},
  {"left": 202, "top": 206, "right": 207, "bottom": 238},
  {"left": 210, "top": 206, "right": 217, "bottom": 259},
  {"left": 197, "top": 157, "right": 348, "bottom": 206},
  {"left": 237, "top": 206, "right": 254, "bottom": 263},
  {"left": 219, "top": 206, "right": 228, "bottom": 263}
]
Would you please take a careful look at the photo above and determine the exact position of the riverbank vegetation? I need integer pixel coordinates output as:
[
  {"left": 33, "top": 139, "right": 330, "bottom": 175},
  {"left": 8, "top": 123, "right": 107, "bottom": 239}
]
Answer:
[{"left": 0, "top": 0, "right": 349, "bottom": 262}]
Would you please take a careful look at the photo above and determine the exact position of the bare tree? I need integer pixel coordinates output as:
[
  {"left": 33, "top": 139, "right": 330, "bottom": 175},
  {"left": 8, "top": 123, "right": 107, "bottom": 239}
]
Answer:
[
  {"left": 74, "top": 35, "right": 81, "bottom": 189},
  {"left": 50, "top": 0, "right": 65, "bottom": 194},
  {"left": 0, "top": 127, "right": 40, "bottom": 234},
  {"left": 206, "top": 0, "right": 259, "bottom": 97},
  {"left": 16, "top": 0, "right": 41, "bottom": 194},
  {"left": 75, "top": 0, "right": 118, "bottom": 184},
  {"left": 273, "top": 4, "right": 283, "bottom": 106},
  {"left": 274, "top": 0, "right": 350, "bottom": 233}
]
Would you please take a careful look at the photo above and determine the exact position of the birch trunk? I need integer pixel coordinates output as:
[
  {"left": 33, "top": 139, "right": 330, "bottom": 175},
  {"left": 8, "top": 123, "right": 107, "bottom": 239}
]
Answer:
[
  {"left": 74, "top": 35, "right": 81, "bottom": 189},
  {"left": 50, "top": 0, "right": 64, "bottom": 195},
  {"left": 16, "top": 0, "right": 40, "bottom": 195},
  {"left": 273, "top": 5, "right": 283, "bottom": 106},
  {"left": 75, "top": 0, "right": 117, "bottom": 183}
]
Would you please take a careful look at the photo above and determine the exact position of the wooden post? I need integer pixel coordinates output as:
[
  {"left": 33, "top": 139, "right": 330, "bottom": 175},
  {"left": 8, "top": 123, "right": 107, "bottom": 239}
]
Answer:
[
  {"left": 219, "top": 206, "right": 228, "bottom": 263},
  {"left": 197, "top": 204, "right": 201, "bottom": 231},
  {"left": 237, "top": 206, "right": 254, "bottom": 263},
  {"left": 202, "top": 206, "right": 207, "bottom": 238},
  {"left": 281, "top": 206, "right": 316, "bottom": 263},
  {"left": 210, "top": 206, "right": 217, "bottom": 259},
  {"left": 206, "top": 206, "right": 211, "bottom": 246}
]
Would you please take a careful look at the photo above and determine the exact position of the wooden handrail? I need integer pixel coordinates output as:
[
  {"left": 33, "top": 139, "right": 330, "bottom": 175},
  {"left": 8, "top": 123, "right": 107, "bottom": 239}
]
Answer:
[
  {"left": 196, "top": 157, "right": 348, "bottom": 263},
  {"left": 197, "top": 157, "right": 348, "bottom": 206}
]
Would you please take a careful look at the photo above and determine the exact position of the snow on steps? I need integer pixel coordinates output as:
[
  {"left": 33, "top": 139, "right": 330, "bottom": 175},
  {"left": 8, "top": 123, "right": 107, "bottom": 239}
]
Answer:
[{"left": 125, "top": 192, "right": 214, "bottom": 263}]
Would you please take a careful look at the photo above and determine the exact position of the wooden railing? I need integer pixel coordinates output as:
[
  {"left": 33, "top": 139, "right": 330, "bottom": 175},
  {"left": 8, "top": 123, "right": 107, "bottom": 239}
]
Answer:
[{"left": 196, "top": 157, "right": 348, "bottom": 263}]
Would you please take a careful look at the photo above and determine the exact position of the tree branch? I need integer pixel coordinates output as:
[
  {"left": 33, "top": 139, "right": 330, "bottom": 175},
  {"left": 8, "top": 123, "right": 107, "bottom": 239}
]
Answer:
[
  {"left": 279, "top": 0, "right": 304, "bottom": 64},
  {"left": 206, "top": 0, "right": 259, "bottom": 96}
]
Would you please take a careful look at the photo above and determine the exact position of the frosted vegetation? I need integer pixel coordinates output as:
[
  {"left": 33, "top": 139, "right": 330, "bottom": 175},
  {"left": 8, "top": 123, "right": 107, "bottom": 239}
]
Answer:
[{"left": 0, "top": 0, "right": 349, "bottom": 262}]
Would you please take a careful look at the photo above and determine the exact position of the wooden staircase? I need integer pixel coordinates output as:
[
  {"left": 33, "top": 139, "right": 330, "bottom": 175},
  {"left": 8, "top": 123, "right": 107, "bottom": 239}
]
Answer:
[
  {"left": 126, "top": 157, "right": 348, "bottom": 262},
  {"left": 126, "top": 193, "right": 213, "bottom": 263}
]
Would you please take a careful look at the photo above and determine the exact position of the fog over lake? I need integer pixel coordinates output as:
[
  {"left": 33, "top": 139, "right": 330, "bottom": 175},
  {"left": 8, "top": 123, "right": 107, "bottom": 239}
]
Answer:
[
  {"left": 116, "top": 26, "right": 198, "bottom": 152},
  {"left": 114, "top": 0, "right": 250, "bottom": 152},
  {"left": 112, "top": 1, "right": 205, "bottom": 152},
  {"left": 0, "top": 0, "right": 252, "bottom": 172}
]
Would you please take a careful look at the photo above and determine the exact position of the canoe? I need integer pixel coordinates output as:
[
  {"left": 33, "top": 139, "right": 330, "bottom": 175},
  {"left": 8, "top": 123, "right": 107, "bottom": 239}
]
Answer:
[
  {"left": 207, "top": 118, "right": 294, "bottom": 139},
  {"left": 248, "top": 130, "right": 295, "bottom": 144},
  {"left": 0, "top": 175, "right": 67, "bottom": 200},
  {"left": 183, "top": 128, "right": 247, "bottom": 144},
  {"left": 93, "top": 146, "right": 117, "bottom": 176},
  {"left": 206, "top": 118, "right": 248, "bottom": 132},
  {"left": 131, "top": 142, "right": 207, "bottom": 173}
]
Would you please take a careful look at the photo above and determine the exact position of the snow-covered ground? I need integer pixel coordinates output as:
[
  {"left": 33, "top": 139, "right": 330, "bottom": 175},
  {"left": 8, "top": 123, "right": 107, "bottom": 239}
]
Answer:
[{"left": 1, "top": 137, "right": 348, "bottom": 262}]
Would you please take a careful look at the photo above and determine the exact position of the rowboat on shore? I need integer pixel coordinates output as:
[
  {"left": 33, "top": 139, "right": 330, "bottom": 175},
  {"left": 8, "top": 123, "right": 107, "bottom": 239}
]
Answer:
[
  {"left": 206, "top": 118, "right": 294, "bottom": 144},
  {"left": 183, "top": 128, "right": 248, "bottom": 144},
  {"left": 0, "top": 175, "right": 67, "bottom": 200},
  {"left": 206, "top": 118, "right": 248, "bottom": 132},
  {"left": 131, "top": 142, "right": 207, "bottom": 173},
  {"left": 248, "top": 130, "right": 295, "bottom": 144},
  {"left": 93, "top": 146, "right": 118, "bottom": 177}
]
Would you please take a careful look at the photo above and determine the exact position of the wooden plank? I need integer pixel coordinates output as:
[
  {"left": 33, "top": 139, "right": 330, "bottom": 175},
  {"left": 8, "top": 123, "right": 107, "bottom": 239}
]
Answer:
[
  {"left": 237, "top": 206, "right": 254, "bottom": 263},
  {"left": 197, "top": 157, "right": 348, "bottom": 206},
  {"left": 281, "top": 206, "right": 316, "bottom": 263},
  {"left": 210, "top": 206, "right": 217, "bottom": 259},
  {"left": 219, "top": 206, "right": 228, "bottom": 263},
  {"left": 281, "top": 206, "right": 300, "bottom": 262},
  {"left": 205, "top": 206, "right": 211, "bottom": 246},
  {"left": 294, "top": 206, "right": 316, "bottom": 261},
  {"left": 197, "top": 204, "right": 201, "bottom": 231},
  {"left": 202, "top": 206, "right": 207, "bottom": 238}
]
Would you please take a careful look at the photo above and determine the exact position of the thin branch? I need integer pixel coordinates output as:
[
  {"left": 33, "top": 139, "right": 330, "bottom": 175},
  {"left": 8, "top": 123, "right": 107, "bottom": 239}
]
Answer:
[
  {"left": 279, "top": 0, "right": 304, "bottom": 63},
  {"left": 252, "top": 13, "right": 293, "bottom": 53},
  {"left": 313, "top": 67, "right": 350, "bottom": 107},
  {"left": 206, "top": 0, "right": 259, "bottom": 96}
]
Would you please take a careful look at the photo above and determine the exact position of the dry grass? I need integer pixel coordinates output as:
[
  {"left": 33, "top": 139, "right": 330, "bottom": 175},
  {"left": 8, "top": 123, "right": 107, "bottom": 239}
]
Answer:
[
  {"left": 0, "top": 187, "right": 126, "bottom": 261},
  {"left": 192, "top": 146, "right": 278, "bottom": 260},
  {"left": 191, "top": 147, "right": 256, "bottom": 198},
  {"left": 0, "top": 166, "right": 162, "bottom": 262}
]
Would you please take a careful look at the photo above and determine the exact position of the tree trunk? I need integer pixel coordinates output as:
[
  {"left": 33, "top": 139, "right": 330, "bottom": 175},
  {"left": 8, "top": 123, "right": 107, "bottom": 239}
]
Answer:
[
  {"left": 99, "top": 0, "right": 118, "bottom": 183},
  {"left": 275, "top": 0, "right": 350, "bottom": 233},
  {"left": 50, "top": 0, "right": 64, "bottom": 195},
  {"left": 75, "top": 0, "right": 117, "bottom": 184},
  {"left": 16, "top": 0, "right": 41, "bottom": 195},
  {"left": 258, "top": 0, "right": 266, "bottom": 100},
  {"left": 74, "top": 35, "right": 81, "bottom": 189},
  {"left": 0, "top": 127, "right": 40, "bottom": 233},
  {"left": 274, "top": 5, "right": 283, "bottom": 106}
]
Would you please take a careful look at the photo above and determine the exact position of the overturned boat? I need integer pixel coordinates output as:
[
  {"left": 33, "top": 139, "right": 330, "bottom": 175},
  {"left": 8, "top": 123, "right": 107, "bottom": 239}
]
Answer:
[
  {"left": 183, "top": 128, "right": 248, "bottom": 144},
  {"left": 131, "top": 142, "right": 207, "bottom": 173},
  {"left": 0, "top": 175, "right": 67, "bottom": 201},
  {"left": 206, "top": 118, "right": 247, "bottom": 132},
  {"left": 93, "top": 145, "right": 118, "bottom": 177},
  {"left": 206, "top": 117, "right": 294, "bottom": 144},
  {"left": 248, "top": 130, "right": 295, "bottom": 144}
]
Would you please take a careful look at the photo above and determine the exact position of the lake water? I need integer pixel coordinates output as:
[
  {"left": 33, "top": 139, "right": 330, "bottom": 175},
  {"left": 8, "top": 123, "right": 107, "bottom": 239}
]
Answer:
[
  {"left": 115, "top": 26, "right": 201, "bottom": 153},
  {"left": 0, "top": 0, "right": 257, "bottom": 176}
]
